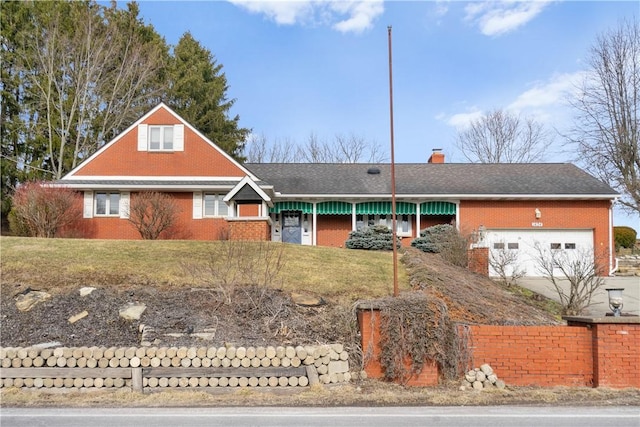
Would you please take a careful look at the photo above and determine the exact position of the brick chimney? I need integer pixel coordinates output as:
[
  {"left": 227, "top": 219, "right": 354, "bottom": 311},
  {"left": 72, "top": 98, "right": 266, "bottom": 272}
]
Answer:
[{"left": 428, "top": 148, "right": 445, "bottom": 164}]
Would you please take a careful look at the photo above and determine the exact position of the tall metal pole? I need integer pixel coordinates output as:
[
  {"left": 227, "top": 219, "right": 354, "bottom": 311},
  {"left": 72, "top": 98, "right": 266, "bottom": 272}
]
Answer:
[{"left": 388, "top": 26, "right": 399, "bottom": 297}]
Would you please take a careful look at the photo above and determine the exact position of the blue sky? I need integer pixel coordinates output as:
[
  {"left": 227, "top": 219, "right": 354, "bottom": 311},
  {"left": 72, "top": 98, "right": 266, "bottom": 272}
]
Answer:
[{"left": 131, "top": 0, "right": 639, "bottom": 228}]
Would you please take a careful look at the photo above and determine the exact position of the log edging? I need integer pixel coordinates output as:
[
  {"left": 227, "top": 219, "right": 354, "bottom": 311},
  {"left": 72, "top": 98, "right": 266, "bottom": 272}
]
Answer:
[{"left": 0, "top": 344, "right": 353, "bottom": 392}]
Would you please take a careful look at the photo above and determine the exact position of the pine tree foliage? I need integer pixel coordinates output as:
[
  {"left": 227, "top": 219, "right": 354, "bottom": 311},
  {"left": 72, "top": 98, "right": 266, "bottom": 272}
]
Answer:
[
  {"left": 166, "top": 33, "right": 249, "bottom": 161},
  {"left": 345, "top": 225, "right": 401, "bottom": 250}
]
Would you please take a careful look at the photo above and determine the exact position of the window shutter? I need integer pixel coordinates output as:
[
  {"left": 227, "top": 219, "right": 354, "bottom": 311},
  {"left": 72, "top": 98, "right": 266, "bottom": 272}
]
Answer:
[
  {"left": 193, "top": 192, "right": 203, "bottom": 219},
  {"left": 137, "top": 124, "right": 148, "bottom": 151},
  {"left": 174, "top": 124, "right": 184, "bottom": 151},
  {"left": 83, "top": 191, "right": 93, "bottom": 218},
  {"left": 120, "top": 192, "right": 130, "bottom": 219}
]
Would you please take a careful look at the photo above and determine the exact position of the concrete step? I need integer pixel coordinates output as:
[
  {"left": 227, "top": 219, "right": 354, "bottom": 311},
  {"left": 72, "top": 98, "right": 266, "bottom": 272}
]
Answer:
[
  {"left": 615, "top": 255, "right": 640, "bottom": 276},
  {"left": 616, "top": 256, "right": 640, "bottom": 276}
]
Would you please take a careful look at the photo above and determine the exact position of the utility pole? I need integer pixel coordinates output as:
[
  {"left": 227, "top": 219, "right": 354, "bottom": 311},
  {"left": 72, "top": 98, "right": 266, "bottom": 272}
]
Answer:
[{"left": 388, "top": 26, "right": 398, "bottom": 297}]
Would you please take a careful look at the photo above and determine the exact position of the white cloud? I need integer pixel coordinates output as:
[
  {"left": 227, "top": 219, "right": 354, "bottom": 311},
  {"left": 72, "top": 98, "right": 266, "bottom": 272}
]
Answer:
[
  {"left": 227, "top": 0, "right": 384, "bottom": 33},
  {"left": 508, "top": 72, "right": 583, "bottom": 112},
  {"left": 443, "top": 72, "right": 585, "bottom": 131},
  {"left": 227, "top": 1, "right": 313, "bottom": 25},
  {"left": 464, "top": 1, "right": 551, "bottom": 36},
  {"left": 331, "top": 1, "right": 384, "bottom": 34},
  {"left": 445, "top": 109, "right": 484, "bottom": 128}
]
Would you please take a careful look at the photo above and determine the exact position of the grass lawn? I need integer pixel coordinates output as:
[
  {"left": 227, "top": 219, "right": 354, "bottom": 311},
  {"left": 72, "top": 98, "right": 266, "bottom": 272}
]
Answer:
[{"left": 0, "top": 237, "right": 410, "bottom": 301}]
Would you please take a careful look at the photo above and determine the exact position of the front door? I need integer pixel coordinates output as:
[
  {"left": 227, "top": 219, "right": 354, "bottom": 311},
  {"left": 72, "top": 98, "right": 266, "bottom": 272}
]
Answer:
[{"left": 282, "top": 211, "right": 302, "bottom": 244}]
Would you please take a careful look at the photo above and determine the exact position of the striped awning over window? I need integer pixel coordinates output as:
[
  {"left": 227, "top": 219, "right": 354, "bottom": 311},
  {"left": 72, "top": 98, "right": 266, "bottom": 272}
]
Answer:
[
  {"left": 355, "top": 201, "right": 417, "bottom": 215},
  {"left": 316, "top": 201, "right": 352, "bottom": 215},
  {"left": 270, "top": 201, "right": 313, "bottom": 214},
  {"left": 420, "top": 201, "right": 456, "bottom": 215}
]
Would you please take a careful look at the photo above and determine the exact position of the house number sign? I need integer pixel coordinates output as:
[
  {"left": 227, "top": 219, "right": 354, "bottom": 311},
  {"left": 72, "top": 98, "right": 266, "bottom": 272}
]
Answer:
[{"left": 531, "top": 222, "right": 543, "bottom": 227}]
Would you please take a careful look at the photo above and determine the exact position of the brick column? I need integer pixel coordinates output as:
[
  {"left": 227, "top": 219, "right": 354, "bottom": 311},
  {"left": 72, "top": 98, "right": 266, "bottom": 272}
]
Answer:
[
  {"left": 357, "top": 306, "right": 440, "bottom": 387},
  {"left": 565, "top": 316, "right": 640, "bottom": 388}
]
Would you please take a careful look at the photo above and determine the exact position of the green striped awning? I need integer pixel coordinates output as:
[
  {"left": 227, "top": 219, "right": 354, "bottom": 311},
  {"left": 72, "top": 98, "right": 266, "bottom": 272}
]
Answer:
[
  {"left": 317, "top": 201, "right": 352, "bottom": 215},
  {"left": 396, "top": 202, "right": 417, "bottom": 215},
  {"left": 420, "top": 201, "right": 456, "bottom": 215},
  {"left": 270, "top": 201, "right": 313, "bottom": 214},
  {"left": 356, "top": 201, "right": 417, "bottom": 215}
]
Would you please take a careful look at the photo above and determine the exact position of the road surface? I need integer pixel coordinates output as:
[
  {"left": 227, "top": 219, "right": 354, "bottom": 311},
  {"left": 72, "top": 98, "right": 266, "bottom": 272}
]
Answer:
[{"left": 2, "top": 406, "right": 639, "bottom": 427}]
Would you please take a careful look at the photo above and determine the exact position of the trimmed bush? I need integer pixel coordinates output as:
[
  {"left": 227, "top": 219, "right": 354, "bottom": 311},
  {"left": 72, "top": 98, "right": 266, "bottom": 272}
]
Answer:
[
  {"left": 411, "top": 224, "right": 457, "bottom": 253},
  {"left": 345, "top": 225, "right": 401, "bottom": 250},
  {"left": 411, "top": 224, "right": 469, "bottom": 267},
  {"left": 614, "top": 226, "right": 637, "bottom": 249}
]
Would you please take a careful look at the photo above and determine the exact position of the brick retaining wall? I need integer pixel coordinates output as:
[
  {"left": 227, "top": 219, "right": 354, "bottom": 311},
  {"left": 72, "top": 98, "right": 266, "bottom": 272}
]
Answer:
[{"left": 358, "top": 309, "right": 640, "bottom": 388}]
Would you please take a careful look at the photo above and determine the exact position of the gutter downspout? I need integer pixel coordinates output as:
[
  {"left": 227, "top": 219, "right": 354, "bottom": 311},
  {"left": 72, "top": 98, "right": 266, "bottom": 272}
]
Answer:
[{"left": 609, "top": 199, "right": 618, "bottom": 276}]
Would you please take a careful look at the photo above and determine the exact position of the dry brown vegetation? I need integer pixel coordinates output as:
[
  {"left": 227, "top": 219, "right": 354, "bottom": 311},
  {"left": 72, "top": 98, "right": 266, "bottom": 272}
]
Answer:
[
  {"left": 3, "top": 237, "right": 628, "bottom": 408},
  {"left": 2, "top": 382, "right": 639, "bottom": 408}
]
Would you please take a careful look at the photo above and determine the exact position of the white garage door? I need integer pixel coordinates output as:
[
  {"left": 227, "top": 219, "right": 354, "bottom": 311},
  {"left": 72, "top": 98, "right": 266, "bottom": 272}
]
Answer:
[{"left": 485, "top": 229, "right": 594, "bottom": 277}]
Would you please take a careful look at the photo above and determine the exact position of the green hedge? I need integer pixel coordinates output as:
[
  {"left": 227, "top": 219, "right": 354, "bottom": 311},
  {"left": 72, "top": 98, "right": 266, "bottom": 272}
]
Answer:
[{"left": 614, "top": 226, "right": 637, "bottom": 249}]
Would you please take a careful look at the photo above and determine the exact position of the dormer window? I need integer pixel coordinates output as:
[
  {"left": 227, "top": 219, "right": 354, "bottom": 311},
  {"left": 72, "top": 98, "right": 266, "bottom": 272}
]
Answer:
[
  {"left": 149, "top": 126, "right": 173, "bottom": 151},
  {"left": 137, "top": 124, "right": 184, "bottom": 152}
]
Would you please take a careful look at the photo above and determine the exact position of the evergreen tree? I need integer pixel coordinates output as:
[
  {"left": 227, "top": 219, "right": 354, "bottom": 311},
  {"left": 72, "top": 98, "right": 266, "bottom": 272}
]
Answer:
[{"left": 167, "top": 33, "right": 249, "bottom": 161}]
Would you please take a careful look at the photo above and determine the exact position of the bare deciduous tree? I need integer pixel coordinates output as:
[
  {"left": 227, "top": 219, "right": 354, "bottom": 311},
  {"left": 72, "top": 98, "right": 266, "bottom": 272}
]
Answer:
[
  {"left": 488, "top": 241, "right": 524, "bottom": 286},
  {"left": 245, "top": 133, "right": 299, "bottom": 163},
  {"left": 19, "top": 2, "right": 166, "bottom": 179},
  {"left": 532, "top": 243, "right": 605, "bottom": 315},
  {"left": 128, "top": 191, "right": 180, "bottom": 240},
  {"left": 244, "top": 132, "right": 387, "bottom": 163},
  {"left": 566, "top": 18, "right": 640, "bottom": 215},
  {"left": 455, "top": 109, "right": 550, "bottom": 163}
]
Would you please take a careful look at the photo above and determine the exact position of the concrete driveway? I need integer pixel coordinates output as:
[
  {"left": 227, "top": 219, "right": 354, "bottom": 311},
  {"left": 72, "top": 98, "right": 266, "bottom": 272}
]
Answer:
[{"left": 518, "top": 276, "right": 639, "bottom": 317}]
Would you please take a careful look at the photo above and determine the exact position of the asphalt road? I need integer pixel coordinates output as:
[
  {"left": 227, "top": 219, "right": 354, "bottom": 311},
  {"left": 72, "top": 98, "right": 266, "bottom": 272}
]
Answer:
[
  {"left": 519, "top": 276, "right": 639, "bottom": 317},
  {"left": 2, "top": 406, "right": 639, "bottom": 427}
]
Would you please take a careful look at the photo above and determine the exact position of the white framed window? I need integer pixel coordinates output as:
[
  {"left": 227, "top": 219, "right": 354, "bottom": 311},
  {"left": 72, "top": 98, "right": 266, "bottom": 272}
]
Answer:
[
  {"left": 95, "top": 192, "right": 120, "bottom": 216},
  {"left": 356, "top": 214, "right": 412, "bottom": 237},
  {"left": 149, "top": 126, "right": 174, "bottom": 151},
  {"left": 203, "top": 194, "right": 228, "bottom": 217},
  {"left": 137, "top": 124, "right": 184, "bottom": 151}
]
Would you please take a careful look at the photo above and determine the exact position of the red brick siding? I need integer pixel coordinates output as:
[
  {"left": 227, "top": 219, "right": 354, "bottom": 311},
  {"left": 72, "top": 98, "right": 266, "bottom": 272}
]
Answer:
[
  {"left": 69, "top": 191, "right": 230, "bottom": 240},
  {"left": 74, "top": 108, "right": 247, "bottom": 177},
  {"left": 317, "top": 215, "right": 352, "bottom": 247},
  {"left": 460, "top": 200, "right": 612, "bottom": 272},
  {"left": 228, "top": 220, "right": 270, "bottom": 241},
  {"left": 419, "top": 215, "right": 454, "bottom": 230},
  {"left": 591, "top": 323, "right": 640, "bottom": 388},
  {"left": 238, "top": 203, "right": 260, "bottom": 217}
]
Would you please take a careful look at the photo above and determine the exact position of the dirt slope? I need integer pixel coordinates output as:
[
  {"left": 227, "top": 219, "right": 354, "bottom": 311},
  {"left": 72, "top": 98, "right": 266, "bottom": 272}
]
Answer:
[{"left": 0, "top": 248, "right": 558, "bottom": 351}]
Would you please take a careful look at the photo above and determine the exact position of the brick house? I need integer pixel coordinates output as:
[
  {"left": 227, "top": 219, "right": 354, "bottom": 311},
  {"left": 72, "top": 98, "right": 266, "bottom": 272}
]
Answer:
[{"left": 58, "top": 103, "right": 619, "bottom": 277}]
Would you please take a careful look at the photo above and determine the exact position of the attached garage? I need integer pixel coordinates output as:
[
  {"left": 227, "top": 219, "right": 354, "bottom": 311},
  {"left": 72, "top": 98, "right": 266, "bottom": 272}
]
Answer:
[{"left": 485, "top": 229, "right": 594, "bottom": 277}]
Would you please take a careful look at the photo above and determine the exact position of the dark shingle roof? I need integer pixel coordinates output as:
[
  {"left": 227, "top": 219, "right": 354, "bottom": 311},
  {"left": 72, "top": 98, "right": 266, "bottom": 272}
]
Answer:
[{"left": 244, "top": 163, "right": 618, "bottom": 197}]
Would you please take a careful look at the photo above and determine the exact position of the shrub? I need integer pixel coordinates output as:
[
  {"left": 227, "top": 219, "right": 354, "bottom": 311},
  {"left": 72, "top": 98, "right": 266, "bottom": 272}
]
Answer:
[
  {"left": 128, "top": 191, "right": 180, "bottom": 240},
  {"left": 345, "top": 225, "right": 401, "bottom": 250},
  {"left": 411, "top": 224, "right": 469, "bottom": 267},
  {"left": 9, "top": 181, "right": 80, "bottom": 237},
  {"left": 614, "top": 226, "right": 637, "bottom": 249}
]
